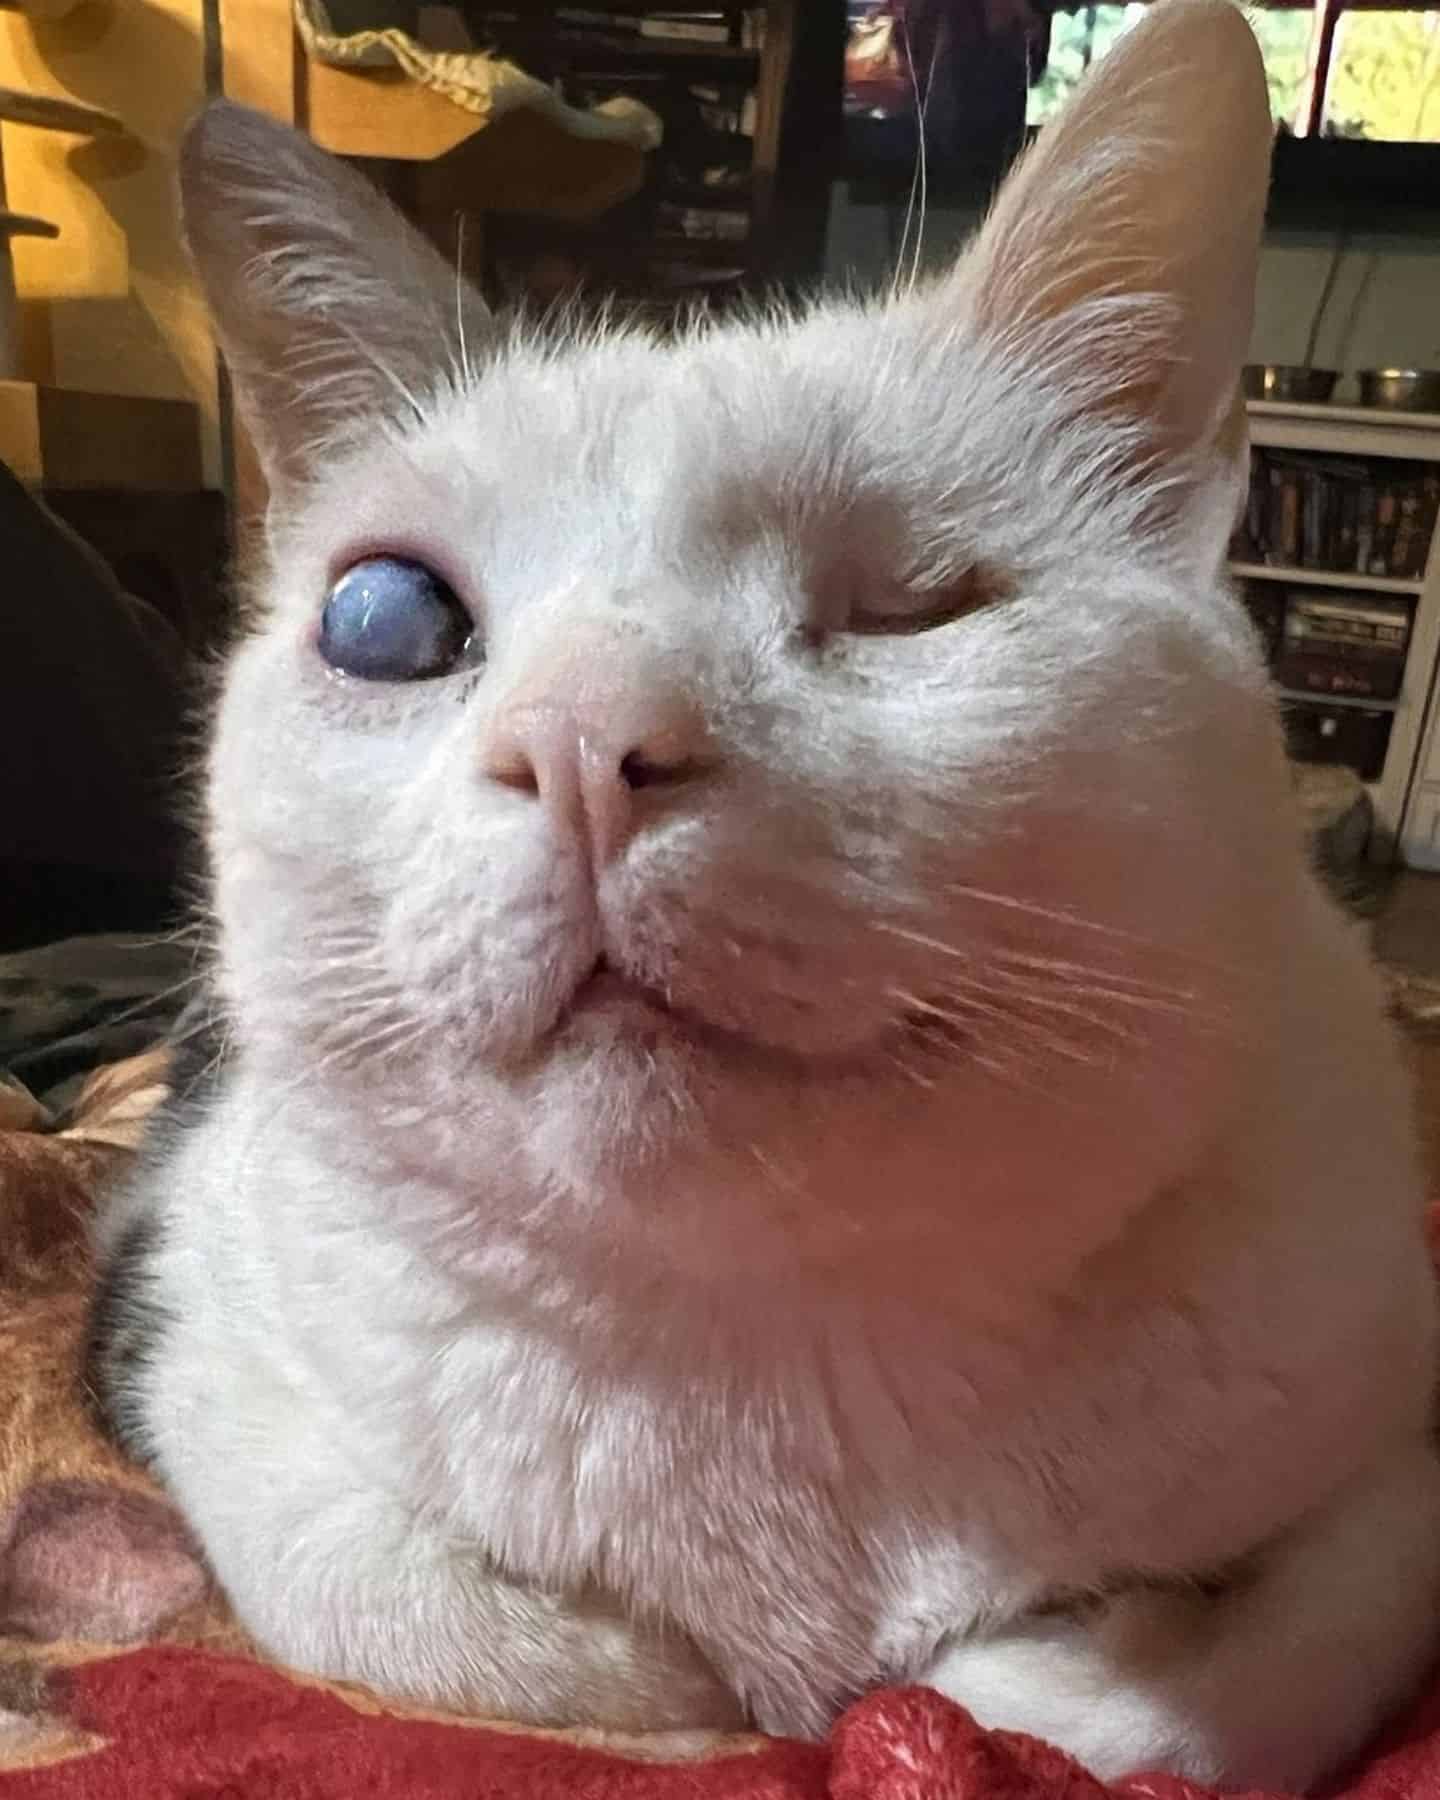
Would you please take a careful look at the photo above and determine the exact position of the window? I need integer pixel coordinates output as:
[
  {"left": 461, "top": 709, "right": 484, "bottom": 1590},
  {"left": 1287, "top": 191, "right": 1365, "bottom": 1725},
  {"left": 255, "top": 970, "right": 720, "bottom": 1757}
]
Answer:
[{"left": 1026, "top": 2, "right": 1440, "bottom": 144}]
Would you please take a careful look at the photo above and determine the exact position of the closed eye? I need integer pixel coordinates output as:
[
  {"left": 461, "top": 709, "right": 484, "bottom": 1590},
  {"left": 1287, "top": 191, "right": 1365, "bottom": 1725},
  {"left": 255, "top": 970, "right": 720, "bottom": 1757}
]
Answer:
[{"left": 846, "top": 565, "right": 1013, "bottom": 636}]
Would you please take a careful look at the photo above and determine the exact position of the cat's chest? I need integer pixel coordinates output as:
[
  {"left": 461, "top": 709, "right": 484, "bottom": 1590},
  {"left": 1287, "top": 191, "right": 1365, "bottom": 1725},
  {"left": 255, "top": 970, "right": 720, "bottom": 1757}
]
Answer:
[
  {"left": 389, "top": 1312, "right": 1004, "bottom": 1732},
  {"left": 409, "top": 1314, "right": 905, "bottom": 1580}
]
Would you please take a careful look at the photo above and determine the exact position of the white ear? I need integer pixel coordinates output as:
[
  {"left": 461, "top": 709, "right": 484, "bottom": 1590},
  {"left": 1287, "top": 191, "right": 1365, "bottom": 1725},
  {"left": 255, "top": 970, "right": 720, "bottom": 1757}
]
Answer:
[
  {"left": 952, "top": 0, "right": 1271, "bottom": 483},
  {"left": 180, "top": 102, "right": 491, "bottom": 492}
]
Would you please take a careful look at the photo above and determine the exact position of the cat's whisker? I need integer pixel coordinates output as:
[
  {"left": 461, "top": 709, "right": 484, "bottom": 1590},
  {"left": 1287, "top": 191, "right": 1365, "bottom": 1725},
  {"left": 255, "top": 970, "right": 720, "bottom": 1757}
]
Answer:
[
  {"left": 749, "top": 1145, "right": 807, "bottom": 1193},
  {"left": 942, "top": 885, "right": 1145, "bottom": 942},
  {"left": 878, "top": 893, "right": 1250, "bottom": 989},
  {"left": 878, "top": 928, "right": 1152, "bottom": 1042},
  {"left": 274, "top": 981, "right": 401, "bottom": 1021},
  {"left": 901, "top": 1027, "right": 1058, "bottom": 1100},
  {"left": 336, "top": 1026, "right": 427, "bottom": 1074},
  {"left": 908, "top": 32, "right": 940, "bottom": 296},
  {"left": 318, "top": 1002, "right": 418, "bottom": 1050},
  {"left": 296, "top": 953, "right": 399, "bottom": 986},
  {"left": 984, "top": 961, "right": 1225, "bottom": 1033},
  {"left": 119, "top": 919, "right": 213, "bottom": 953},
  {"left": 992, "top": 996, "right": 1141, "bottom": 1055},
  {"left": 983, "top": 961, "right": 1194, "bottom": 1015},
  {"left": 71, "top": 967, "right": 210, "bottom": 1042},
  {"left": 877, "top": 914, "right": 1193, "bottom": 1041},
  {"left": 1007, "top": 981, "right": 1200, "bottom": 1027},
  {"left": 947, "top": 966, "right": 1183, "bottom": 1048},
  {"left": 887, "top": 1053, "right": 939, "bottom": 1090},
  {"left": 453, "top": 212, "right": 472, "bottom": 388},
  {"left": 891, "top": 982, "right": 1110, "bottom": 1073},
  {"left": 872, "top": 920, "right": 972, "bottom": 960},
  {"left": 888, "top": 18, "right": 941, "bottom": 301},
  {"left": 989, "top": 948, "right": 1200, "bottom": 1004}
]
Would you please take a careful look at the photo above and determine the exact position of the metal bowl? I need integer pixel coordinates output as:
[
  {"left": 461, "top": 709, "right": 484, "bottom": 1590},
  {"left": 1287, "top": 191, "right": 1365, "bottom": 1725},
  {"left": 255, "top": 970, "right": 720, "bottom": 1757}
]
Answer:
[
  {"left": 1242, "top": 364, "right": 1339, "bottom": 403},
  {"left": 1355, "top": 368, "right": 1440, "bottom": 413}
]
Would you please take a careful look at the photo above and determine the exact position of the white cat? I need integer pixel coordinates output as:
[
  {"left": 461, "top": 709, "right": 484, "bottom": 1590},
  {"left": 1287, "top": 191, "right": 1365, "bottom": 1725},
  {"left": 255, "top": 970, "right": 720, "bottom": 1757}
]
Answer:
[{"left": 90, "top": 1, "right": 1440, "bottom": 1788}]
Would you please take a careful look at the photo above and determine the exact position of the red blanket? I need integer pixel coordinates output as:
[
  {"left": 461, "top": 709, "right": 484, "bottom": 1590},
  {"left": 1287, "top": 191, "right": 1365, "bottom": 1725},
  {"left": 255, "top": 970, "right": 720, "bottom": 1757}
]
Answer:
[{"left": 5, "top": 1643, "right": 1440, "bottom": 1799}]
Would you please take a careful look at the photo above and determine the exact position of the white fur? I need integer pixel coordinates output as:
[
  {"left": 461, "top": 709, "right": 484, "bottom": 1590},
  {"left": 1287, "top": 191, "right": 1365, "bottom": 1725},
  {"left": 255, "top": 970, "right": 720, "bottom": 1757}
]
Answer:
[{"left": 103, "top": 3, "right": 1440, "bottom": 1785}]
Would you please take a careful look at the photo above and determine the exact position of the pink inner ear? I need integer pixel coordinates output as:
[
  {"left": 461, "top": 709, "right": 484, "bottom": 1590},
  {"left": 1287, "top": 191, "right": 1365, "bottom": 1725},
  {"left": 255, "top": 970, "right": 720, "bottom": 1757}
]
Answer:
[
  {"left": 0, "top": 1479, "right": 210, "bottom": 1643},
  {"left": 950, "top": 0, "right": 1269, "bottom": 471}
]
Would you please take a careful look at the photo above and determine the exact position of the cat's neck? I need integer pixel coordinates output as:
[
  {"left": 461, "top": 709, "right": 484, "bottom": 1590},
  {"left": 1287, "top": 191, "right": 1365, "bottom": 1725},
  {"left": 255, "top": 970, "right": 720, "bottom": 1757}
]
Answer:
[{"left": 233, "top": 1036, "right": 1188, "bottom": 1374}]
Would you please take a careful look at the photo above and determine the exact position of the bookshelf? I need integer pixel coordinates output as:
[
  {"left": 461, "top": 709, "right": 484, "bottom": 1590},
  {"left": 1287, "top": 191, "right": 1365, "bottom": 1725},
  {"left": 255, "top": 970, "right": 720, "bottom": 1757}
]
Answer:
[{"left": 1229, "top": 399, "right": 1440, "bottom": 864}]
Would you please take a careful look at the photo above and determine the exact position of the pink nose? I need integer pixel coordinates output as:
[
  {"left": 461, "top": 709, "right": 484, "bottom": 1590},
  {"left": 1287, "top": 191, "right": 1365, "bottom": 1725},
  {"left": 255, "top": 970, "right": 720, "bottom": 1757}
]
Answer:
[{"left": 480, "top": 647, "right": 710, "bottom": 865}]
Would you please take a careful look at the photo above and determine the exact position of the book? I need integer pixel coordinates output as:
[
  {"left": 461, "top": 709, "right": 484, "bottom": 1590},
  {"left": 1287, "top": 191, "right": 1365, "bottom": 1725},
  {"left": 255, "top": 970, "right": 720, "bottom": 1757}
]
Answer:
[
  {"left": 1245, "top": 448, "right": 1266, "bottom": 555},
  {"left": 1278, "top": 467, "right": 1301, "bottom": 566},
  {"left": 1301, "top": 468, "right": 1325, "bottom": 568},
  {"left": 554, "top": 10, "right": 735, "bottom": 43},
  {"left": 1240, "top": 451, "right": 1439, "bottom": 579},
  {"left": 643, "top": 16, "right": 733, "bottom": 44},
  {"left": 1336, "top": 482, "right": 1359, "bottom": 572},
  {"left": 656, "top": 201, "right": 750, "bottom": 240},
  {"left": 1372, "top": 482, "right": 1399, "bottom": 576},
  {"left": 1276, "top": 592, "right": 1411, "bottom": 700}
]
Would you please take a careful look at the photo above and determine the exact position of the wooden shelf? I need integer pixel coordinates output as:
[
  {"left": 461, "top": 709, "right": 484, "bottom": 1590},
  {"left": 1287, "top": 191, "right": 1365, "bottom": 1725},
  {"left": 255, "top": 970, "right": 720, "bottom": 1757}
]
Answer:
[
  {"left": 1247, "top": 399, "right": 1440, "bottom": 463},
  {"left": 0, "top": 86, "right": 122, "bottom": 136},
  {"left": 0, "top": 210, "right": 59, "bottom": 241},
  {"left": 660, "top": 180, "right": 753, "bottom": 207},
  {"left": 1249, "top": 399, "right": 1440, "bottom": 432},
  {"left": 508, "top": 0, "right": 738, "bottom": 10},
  {"left": 1278, "top": 687, "right": 1399, "bottom": 713},
  {"left": 1229, "top": 561, "right": 1424, "bottom": 597},
  {"left": 494, "top": 30, "right": 759, "bottom": 77},
  {"left": 0, "top": 381, "right": 201, "bottom": 491},
  {"left": 630, "top": 234, "right": 751, "bottom": 264}
]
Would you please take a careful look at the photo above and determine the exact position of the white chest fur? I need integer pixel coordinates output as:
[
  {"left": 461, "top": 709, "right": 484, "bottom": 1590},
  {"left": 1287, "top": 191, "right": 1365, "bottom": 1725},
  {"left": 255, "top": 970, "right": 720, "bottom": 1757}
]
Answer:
[{"left": 147, "top": 1055, "right": 1437, "bottom": 1738}]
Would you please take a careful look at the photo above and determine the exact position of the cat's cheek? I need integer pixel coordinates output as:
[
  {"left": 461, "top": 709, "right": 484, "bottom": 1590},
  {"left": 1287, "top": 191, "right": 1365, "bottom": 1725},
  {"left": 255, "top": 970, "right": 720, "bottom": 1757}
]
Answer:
[{"left": 282, "top": 644, "right": 478, "bottom": 746}]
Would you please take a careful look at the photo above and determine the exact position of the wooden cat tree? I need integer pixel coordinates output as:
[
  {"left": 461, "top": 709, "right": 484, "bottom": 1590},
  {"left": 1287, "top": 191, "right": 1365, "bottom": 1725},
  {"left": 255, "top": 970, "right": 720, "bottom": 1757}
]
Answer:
[
  {"left": 0, "top": 82, "right": 122, "bottom": 380},
  {"left": 0, "top": 2, "right": 201, "bottom": 490}
]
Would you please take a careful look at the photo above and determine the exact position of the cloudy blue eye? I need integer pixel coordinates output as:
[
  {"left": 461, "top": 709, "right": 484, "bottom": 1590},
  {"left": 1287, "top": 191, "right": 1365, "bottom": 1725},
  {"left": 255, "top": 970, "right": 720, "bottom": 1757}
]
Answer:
[{"left": 318, "top": 557, "right": 472, "bottom": 681}]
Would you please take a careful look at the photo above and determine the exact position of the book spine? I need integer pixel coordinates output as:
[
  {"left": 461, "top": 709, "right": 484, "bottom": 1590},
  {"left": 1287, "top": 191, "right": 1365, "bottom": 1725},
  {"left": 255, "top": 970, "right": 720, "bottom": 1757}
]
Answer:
[
  {"left": 1372, "top": 482, "right": 1398, "bottom": 576},
  {"left": 1391, "top": 482, "right": 1422, "bottom": 581},
  {"left": 1276, "top": 655, "right": 1404, "bottom": 700},
  {"left": 641, "top": 21, "right": 734, "bottom": 45},
  {"left": 1337, "top": 482, "right": 1358, "bottom": 572},
  {"left": 1417, "top": 471, "right": 1440, "bottom": 578},
  {"left": 1356, "top": 482, "right": 1376, "bottom": 575},
  {"left": 1302, "top": 468, "right": 1323, "bottom": 568},
  {"left": 1280, "top": 468, "right": 1301, "bottom": 566},
  {"left": 1246, "top": 450, "right": 1266, "bottom": 556}
]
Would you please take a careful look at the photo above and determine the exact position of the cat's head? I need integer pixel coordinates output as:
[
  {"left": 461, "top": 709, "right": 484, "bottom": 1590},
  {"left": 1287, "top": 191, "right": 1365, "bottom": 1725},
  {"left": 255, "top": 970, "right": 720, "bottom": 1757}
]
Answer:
[{"left": 184, "top": 2, "right": 1280, "bottom": 1249}]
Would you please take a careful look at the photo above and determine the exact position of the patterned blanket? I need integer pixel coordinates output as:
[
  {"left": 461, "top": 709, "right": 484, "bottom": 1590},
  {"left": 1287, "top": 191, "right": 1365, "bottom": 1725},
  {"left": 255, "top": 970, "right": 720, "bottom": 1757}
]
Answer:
[{"left": 6, "top": 1021, "right": 1440, "bottom": 1795}]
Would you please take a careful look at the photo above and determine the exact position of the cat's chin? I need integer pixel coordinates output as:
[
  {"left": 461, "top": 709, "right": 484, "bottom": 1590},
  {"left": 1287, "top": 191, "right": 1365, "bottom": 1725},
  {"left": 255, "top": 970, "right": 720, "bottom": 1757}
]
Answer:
[{"left": 542, "top": 957, "right": 915, "bottom": 1080}]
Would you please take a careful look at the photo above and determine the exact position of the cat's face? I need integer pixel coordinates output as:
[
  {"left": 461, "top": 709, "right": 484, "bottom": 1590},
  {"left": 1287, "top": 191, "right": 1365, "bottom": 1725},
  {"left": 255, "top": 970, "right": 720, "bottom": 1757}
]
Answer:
[{"left": 189, "top": 1, "right": 1277, "bottom": 1215}]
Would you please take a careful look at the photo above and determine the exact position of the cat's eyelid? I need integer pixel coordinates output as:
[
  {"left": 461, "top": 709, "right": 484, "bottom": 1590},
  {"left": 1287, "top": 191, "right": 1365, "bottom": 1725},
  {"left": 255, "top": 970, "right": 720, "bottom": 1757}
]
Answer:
[
  {"left": 847, "top": 567, "right": 1013, "bottom": 636},
  {"left": 327, "top": 544, "right": 473, "bottom": 608}
]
